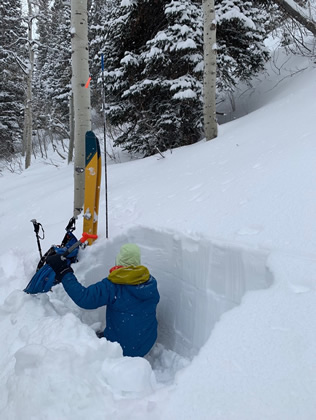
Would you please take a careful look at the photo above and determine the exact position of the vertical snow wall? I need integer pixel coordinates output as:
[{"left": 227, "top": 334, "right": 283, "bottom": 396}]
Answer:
[{"left": 98, "top": 227, "right": 273, "bottom": 358}]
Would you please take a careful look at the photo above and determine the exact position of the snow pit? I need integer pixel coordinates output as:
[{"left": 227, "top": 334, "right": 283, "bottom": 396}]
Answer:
[{"left": 80, "top": 226, "right": 273, "bottom": 359}]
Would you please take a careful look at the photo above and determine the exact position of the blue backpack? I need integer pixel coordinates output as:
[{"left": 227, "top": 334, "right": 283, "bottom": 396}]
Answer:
[{"left": 24, "top": 231, "right": 79, "bottom": 294}]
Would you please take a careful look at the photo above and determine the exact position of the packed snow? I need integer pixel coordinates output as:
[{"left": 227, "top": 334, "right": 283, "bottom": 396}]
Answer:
[{"left": 1, "top": 45, "right": 316, "bottom": 419}]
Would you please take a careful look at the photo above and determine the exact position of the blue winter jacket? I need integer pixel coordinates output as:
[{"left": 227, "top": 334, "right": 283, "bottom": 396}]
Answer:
[{"left": 61, "top": 266, "right": 160, "bottom": 357}]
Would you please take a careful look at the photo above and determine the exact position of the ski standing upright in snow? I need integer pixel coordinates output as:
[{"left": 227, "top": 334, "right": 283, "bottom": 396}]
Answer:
[{"left": 83, "top": 131, "right": 101, "bottom": 245}]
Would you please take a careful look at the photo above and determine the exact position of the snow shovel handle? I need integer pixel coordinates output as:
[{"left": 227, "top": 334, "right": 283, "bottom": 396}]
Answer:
[{"left": 62, "top": 233, "right": 98, "bottom": 257}]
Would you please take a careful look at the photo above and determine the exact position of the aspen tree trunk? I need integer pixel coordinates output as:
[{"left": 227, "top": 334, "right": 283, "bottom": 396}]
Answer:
[
  {"left": 68, "top": 93, "right": 74, "bottom": 164},
  {"left": 25, "top": 0, "right": 34, "bottom": 169},
  {"left": 22, "top": 107, "right": 27, "bottom": 157},
  {"left": 71, "top": 0, "right": 91, "bottom": 217},
  {"left": 203, "top": 0, "right": 218, "bottom": 141}
]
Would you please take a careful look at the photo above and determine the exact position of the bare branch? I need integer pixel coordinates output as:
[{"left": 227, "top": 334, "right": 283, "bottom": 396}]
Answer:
[{"left": 273, "top": 0, "right": 316, "bottom": 36}]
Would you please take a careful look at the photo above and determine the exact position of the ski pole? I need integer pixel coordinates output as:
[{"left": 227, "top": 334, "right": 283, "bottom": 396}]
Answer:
[
  {"left": 101, "top": 53, "right": 109, "bottom": 239},
  {"left": 30, "top": 219, "right": 44, "bottom": 259},
  {"left": 62, "top": 232, "right": 98, "bottom": 258}
]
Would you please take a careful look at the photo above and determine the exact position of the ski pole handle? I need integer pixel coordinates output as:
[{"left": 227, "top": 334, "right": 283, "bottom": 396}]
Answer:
[
  {"left": 30, "top": 219, "right": 45, "bottom": 258},
  {"left": 62, "top": 233, "right": 98, "bottom": 257},
  {"left": 31, "top": 219, "right": 44, "bottom": 237},
  {"left": 31, "top": 219, "right": 40, "bottom": 234}
]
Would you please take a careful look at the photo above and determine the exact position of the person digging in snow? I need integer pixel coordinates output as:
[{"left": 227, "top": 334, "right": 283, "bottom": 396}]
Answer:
[{"left": 46, "top": 243, "right": 160, "bottom": 357}]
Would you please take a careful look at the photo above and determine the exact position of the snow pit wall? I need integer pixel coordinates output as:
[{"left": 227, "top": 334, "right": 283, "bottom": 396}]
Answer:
[{"left": 99, "top": 227, "right": 273, "bottom": 358}]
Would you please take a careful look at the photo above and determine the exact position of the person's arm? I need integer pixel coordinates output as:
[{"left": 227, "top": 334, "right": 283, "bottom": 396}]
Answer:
[
  {"left": 46, "top": 254, "right": 116, "bottom": 309},
  {"left": 61, "top": 272, "right": 115, "bottom": 309}
]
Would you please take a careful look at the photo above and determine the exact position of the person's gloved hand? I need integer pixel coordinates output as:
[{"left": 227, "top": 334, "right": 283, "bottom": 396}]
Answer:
[{"left": 46, "top": 254, "right": 73, "bottom": 283}]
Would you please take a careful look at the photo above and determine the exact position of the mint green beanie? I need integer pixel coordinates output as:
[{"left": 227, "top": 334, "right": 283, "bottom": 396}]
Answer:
[{"left": 115, "top": 243, "right": 141, "bottom": 267}]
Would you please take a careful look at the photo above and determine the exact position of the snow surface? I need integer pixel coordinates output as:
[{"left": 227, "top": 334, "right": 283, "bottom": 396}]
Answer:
[{"left": 1, "top": 47, "right": 316, "bottom": 419}]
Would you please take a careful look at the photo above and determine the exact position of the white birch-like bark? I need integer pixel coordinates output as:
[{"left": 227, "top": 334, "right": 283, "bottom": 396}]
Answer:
[
  {"left": 203, "top": 0, "right": 218, "bottom": 141},
  {"left": 25, "top": 0, "right": 34, "bottom": 169},
  {"left": 68, "top": 93, "right": 74, "bottom": 164},
  {"left": 22, "top": 107, "right": 27, "bottom": 157},
  {"left": 71, "top": 0, "right": 91, "bottom": 217}
]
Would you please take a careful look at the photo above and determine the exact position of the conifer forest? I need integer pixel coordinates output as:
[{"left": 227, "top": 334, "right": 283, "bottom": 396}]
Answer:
[{"left": 0, "top": 0, "right": 315, "bottom": 167}]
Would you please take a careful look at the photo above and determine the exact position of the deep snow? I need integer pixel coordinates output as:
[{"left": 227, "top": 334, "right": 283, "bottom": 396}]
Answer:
[{"left": 0, "top": 45, "right": 316, "bottom": 419}]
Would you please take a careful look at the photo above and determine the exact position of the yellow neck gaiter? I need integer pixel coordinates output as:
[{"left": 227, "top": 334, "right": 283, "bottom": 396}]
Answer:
[{"left": 107, "top": 265, "right": 150, "bottom": 285}]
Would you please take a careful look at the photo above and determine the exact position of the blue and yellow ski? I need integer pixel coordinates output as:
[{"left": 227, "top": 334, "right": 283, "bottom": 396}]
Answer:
[
  {"left": 93, "top": 137, "right": 101, "bottom": 236},
  {"left": 83, "top": 131, "right": 101, "bottom": 245}
]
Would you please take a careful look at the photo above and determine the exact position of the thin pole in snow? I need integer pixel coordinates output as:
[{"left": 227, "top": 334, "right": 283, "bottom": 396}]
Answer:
[{"left": 101, "top": 53, "right": 109, "bottom": 239}]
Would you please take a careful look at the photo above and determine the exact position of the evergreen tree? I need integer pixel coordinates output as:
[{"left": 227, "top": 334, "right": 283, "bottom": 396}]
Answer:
[
  {"left": 0, "top": 0, "right": 26, "bottom": 158},
  {"left": 33, "top": 0, "right": 51, "bottom": 135},
  {"left": 102, "top": 0, "right": 269, "bottom": 156},
  {"left": 49, "top": 0, "right": 71, "bottom": 131},
  {"left": 104, "top": 0, "right": 204, "bottom": 156},
  {"left": 216, "top": 0, "right": 269, "bottom": 92},
  {"left": 88, "top": 0, "right": 113, "bottom": 109},
  {"left": 35, "top": 0, "right": 71, "bottom": 139}
]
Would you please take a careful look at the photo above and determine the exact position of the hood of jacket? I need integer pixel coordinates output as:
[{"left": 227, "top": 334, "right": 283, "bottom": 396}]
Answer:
[{"left": 107, "top": 265, "right": 150, "bottom": 285}]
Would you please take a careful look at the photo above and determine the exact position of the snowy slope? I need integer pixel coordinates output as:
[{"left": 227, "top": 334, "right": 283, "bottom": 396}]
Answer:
[{"left": 0, "top": 49, "right": 316, "bottom": 420}]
